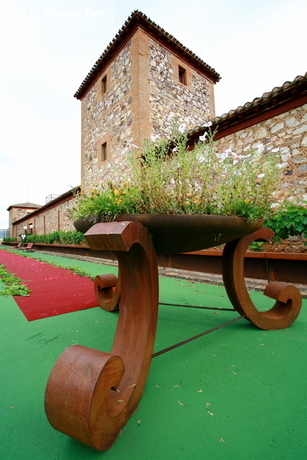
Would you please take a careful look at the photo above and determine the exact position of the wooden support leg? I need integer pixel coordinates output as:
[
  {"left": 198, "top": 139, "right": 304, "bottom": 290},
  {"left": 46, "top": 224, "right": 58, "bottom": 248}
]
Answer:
[
  {"left": 94, "top": 273, "right": 121, "bottom": 311},
  {"left": 45, "top": 221, "right": 159, "bottom": 451},
  {"left": 222, "top": 227, "right": 302, "bottom": 330}
]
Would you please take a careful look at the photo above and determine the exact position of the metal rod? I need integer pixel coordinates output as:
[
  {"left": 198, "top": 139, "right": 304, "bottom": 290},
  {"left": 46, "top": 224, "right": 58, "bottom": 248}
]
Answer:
[
  {"left": 159, "top": 302, "right": 234, "bottom": 311},
  {"left": 152, "top": 316, "right": 244, "bottom": 358}
]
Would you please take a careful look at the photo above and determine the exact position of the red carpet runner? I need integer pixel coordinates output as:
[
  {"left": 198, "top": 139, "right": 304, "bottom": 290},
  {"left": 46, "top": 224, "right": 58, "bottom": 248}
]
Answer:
[{"left": 0, "top": 250, "right": 98, "bottom": 321}]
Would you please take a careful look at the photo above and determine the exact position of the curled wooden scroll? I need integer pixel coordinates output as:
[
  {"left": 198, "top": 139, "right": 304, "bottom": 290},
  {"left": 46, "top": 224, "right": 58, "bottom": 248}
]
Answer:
[
  {"left": 94, "top": 273, "right": 120, "bottom": 311},
  {"left": 45, "top": 221, "right": 159, "bottom": 451},
  {"left": 222, "top": 227, "right": 302, "bottom": 330}
]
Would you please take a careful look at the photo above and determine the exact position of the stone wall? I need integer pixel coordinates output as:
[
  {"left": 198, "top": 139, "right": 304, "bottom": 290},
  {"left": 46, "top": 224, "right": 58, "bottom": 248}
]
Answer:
[
  {"left": 215, "top": 104, "right": 307, "bottom": 205},
  {"left": 8, "top": 206, "right": 39, "bottom": 238},
  {"left": 80, "top": 30, "right": 215, "bottom": 194},
  {"left": 12, "top": 197, "right": 76, "bottom": 239},
  {"left": 148, "top": 39, "right": 214, "bottom": 138},
  {"left": 81, "top": 40, "right": 133, "bottom": 193}
]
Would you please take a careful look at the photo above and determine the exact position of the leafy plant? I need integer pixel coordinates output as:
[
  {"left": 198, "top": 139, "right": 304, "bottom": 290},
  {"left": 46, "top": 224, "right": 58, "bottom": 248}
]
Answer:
[
  {"left": 68, "top": 122, "right": 284, "bottom": 222},
  {"left": 249, "top": 241, "right": 264, "bottom": 252},
  {"left": 26, "top": 231, "right": 86, "bottom": 245},
  {"left": 0, "top": 264, "right": 31, "bottom": 296},
  {"left": 265, "top": 203, "right": 307, "bottom": 243},
  {"left": 68, "top": 182, "right": 139, "bottom": 223}
]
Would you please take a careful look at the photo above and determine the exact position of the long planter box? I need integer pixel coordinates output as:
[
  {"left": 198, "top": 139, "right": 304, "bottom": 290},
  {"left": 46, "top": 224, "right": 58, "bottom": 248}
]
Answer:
[
  {"left": 163, "top": 249, "right": 307, "bottom": 285},
  {"left": 3, "top": 242, "right": 306, "bottom": 285}
]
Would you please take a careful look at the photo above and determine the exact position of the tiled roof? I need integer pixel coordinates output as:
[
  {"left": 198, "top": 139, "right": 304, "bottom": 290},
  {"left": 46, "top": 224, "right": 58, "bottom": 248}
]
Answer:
[
  {"left": 189, "top": 72, "right": 307, "bottom": 140},
  {"left": 215, "top": 72, "right": 307, "bottom": 122},
  {"left": 7, "top": 202, "right": 41, "bottom": 210},
  {"left": 74, "top": 10, "right": 220, "bottom": 100}
]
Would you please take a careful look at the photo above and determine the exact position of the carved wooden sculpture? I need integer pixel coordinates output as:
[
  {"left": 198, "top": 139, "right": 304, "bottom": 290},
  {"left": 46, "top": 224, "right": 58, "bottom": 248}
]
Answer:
[
  {"left": 45, "top": 221, "right": 159, "bottom": 450},
  {"left": 45, "top": 217, "right": 302, "bottom": 451},
  {"left": 94, "top": 273, "right": 120, "bottom": 311}
]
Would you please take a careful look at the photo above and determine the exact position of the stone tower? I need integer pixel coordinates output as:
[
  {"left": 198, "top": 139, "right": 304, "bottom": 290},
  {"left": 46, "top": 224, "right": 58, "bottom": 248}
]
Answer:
[{"left": 74, "top": 11, "right": 220, "bottom": 192}]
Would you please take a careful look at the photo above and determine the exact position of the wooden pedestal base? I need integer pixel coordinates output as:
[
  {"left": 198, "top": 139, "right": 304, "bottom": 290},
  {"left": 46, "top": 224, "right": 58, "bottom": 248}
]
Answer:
[{"left": 45, "top": 221, "right": 302, "bottom": 451}]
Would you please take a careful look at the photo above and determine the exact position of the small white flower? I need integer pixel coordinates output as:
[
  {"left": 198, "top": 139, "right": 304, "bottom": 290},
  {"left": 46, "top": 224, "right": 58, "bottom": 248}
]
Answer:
[
  {"left": 178, "top": 123, "right": 186, "bottom": 133},
  {"left": 258, "top": 173, "right": 265, "bottom": 178},
  {"left": 216, "top": 152, "right": 228, "bottom": 160},
  {"left": 204, "top": 121, "right": 212, "bottom": 127},
  {"left": 167, "top": 112, "right": 175, "bottom": 121},
  {"left": 238, "top": 154, "right": 251, "bottom": 159},
  {"left": 199, "top": 133, "right": 207, "bottom": 142}
]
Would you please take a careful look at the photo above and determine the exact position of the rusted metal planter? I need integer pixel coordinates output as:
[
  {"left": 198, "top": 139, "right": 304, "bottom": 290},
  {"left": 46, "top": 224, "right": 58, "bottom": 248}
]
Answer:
[
  {"left": 163, "top": 249, "right": 307, "bottom": 285},
  {"left": 44, "top": 215, "right": 302, "bottom": 451}
]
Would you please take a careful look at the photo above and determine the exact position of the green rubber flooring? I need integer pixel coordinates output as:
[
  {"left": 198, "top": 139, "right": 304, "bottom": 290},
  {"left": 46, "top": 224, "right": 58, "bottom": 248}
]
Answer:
[{"left": 1, "top": 250, "right": 307, "bottom": 459}]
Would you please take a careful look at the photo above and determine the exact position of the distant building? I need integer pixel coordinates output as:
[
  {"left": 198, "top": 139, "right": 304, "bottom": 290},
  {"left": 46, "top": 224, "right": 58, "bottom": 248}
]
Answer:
[
  {"left": 7, "top": 202, "right": 41, "bottom": 238},
  {"left": 0, "top": 229, "right": 9, "bottom": 239},
  {"left": 7, "top": 189, "right": 79, "bottom": 239}
]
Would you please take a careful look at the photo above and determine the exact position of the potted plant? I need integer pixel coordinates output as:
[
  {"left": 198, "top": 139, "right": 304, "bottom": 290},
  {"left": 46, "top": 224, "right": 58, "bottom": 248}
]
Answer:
[{"left": 69, "top": 123, "right": 283, "bottom": 250}]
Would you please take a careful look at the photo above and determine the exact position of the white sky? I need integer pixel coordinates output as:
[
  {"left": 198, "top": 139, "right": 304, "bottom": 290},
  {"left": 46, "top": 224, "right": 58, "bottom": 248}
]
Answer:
[{"left": 0, "top": 0, "right": 306, "bottom": 229}]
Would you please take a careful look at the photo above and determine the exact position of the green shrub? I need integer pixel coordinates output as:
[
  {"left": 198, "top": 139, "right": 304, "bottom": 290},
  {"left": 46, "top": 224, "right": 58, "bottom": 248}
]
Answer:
[
  {"left": 265, "top": 203, "right": 307, "bottom": 243},
  {"left": 26, "top": 231, "right": 85, "bottom": 245}
]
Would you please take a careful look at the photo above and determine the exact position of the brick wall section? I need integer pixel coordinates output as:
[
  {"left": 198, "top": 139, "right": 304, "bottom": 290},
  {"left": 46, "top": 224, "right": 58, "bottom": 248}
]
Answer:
[
  {"left": 130, "top": 29, "right": 152, "bottom": 147},
  {"left": 214, "top": 104, "right": 307, "bottom": 204}
]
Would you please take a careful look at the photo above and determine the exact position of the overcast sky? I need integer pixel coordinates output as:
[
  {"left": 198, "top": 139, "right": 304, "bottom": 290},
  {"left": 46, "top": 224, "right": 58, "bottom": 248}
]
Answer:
[{"left": 0, "top": 0, "right": 306, "bottom": 229}]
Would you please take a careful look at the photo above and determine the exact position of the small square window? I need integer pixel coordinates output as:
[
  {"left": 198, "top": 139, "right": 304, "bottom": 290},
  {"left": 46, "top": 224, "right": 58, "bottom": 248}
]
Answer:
[
  {"left": 178, "top": 66, "right": 187, "bottom": 85},
  {"left": 101, "top": 75, "right": 107, "bottom": 93},
  {"left": 101, "top": 142, "right": 107, "bottom": 161}
]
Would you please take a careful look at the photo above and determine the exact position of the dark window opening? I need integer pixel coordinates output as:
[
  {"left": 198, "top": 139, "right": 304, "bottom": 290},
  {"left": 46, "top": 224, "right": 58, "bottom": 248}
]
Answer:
[
  {"left": 178, "top": 66, "right": 187, "bottom": 85},
  {"left": 101, "top": 75, "right": 107, "bottom": 93},
  {"left": 101, "top": 142, "right": 107, "bottom": 161}
]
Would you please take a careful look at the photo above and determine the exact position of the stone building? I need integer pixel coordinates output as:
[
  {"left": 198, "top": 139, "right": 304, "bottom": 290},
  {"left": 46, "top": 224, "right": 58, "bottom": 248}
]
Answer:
[
  {"left": 7, "top": 202, "right": 41, "bottom": 238},
  {"left": 189, "top": 73, "right": 307, "bottom": 205},
  {"left": 7, "top": 11, "right": 307, "bottom": 239},
  {"left": 74, "top": 10, "right": 220, "bottom": 193},
  {"left": 8, "top": 188, "right": 79, "bottom": 240}
]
